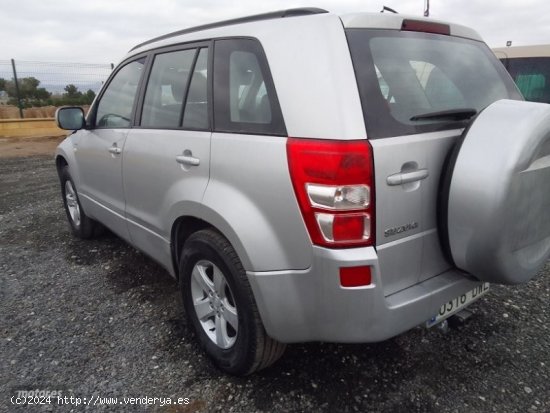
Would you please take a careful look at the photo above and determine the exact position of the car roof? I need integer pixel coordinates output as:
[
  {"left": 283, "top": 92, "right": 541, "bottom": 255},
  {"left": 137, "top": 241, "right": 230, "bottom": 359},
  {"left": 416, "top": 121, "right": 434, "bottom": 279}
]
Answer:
[
  {"left": 130, "top": 8, "right": 328, "bottom": 52},
  {"left": 126, "top": 8, "right": 482, "bottom": 59},
  {"left": 340, "top": 12, "right": 481, "bottom": 41}
]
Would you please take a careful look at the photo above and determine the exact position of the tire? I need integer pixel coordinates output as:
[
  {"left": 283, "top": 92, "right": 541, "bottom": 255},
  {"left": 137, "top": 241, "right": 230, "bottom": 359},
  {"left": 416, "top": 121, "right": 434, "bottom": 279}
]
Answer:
[
  {"left": 441, "top": 99, "right": 550, "bottom": 284},
  {"left": 180, "top": 229, "right": 286, "bottom": 375},
  {"left": 60, "top": 166, "right": 101, "bottom": 239}
]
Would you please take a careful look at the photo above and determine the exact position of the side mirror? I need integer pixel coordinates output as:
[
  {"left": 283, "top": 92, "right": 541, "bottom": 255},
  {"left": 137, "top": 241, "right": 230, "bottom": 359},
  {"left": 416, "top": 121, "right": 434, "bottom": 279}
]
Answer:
[{"left": 56, "top": 107, "right": 85, "bottom": 130}]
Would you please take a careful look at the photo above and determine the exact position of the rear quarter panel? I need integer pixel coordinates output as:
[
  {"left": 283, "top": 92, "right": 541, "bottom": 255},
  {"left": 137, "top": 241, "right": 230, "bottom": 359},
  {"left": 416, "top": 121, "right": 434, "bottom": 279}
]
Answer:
[{"left": 202, "top": 133, "right": 312, "bottom": 272}]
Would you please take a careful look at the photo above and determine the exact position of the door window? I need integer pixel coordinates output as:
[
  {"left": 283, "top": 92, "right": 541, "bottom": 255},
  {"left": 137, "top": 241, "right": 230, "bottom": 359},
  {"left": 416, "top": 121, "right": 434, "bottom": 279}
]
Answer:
[
  {"left": 95, "top": 58, "right": 145, "bottom": 128},
  {"left": 182, "top": 48, "right": 209, "bottom": 130},
  {"left": 141, "top": 49, "right": 195, "bottom": 128}
]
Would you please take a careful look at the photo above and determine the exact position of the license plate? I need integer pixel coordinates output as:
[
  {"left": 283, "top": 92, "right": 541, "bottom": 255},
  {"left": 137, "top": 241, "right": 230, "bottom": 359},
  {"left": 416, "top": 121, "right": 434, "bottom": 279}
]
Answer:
[{"left": 426, "top": 282, "right": 490, "bottom": 328}]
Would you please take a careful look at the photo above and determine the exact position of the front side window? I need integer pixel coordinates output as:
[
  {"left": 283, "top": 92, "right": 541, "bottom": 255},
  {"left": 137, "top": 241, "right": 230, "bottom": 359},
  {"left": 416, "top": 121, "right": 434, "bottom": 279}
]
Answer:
[
  {"left": 347, "top": 30, "right": 521, "bottom": 138},
  {"left": 213, "top": 38, "right": 285, "bottom": 135},
  {"left": 95, "top": 58, "right": 145, "bottom": 128}
]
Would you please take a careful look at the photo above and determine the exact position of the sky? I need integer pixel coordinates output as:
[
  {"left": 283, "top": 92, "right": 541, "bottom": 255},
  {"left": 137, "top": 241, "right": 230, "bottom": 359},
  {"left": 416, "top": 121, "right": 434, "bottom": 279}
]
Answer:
[{"left": 1, "top": 0, "right": 549, "bottom": 65}]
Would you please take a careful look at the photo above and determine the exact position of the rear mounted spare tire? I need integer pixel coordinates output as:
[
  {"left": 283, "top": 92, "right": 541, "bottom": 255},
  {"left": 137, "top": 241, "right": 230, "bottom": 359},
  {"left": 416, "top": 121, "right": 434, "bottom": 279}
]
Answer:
[{"left": 443, "top": 99, "right": 550, "bottom": 284}]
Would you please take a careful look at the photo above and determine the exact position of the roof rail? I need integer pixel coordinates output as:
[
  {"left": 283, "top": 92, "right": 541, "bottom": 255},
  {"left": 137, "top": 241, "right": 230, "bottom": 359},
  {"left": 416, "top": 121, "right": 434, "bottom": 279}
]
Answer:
[{"left": 130, "top": 8, "right": 329, "bottom": 52}]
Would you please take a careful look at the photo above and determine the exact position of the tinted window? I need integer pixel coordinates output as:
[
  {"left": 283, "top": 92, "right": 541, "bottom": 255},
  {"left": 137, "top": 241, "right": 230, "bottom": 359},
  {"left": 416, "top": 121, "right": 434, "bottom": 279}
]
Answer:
[
  {"left": 347, "top": 30, "right": 521, "bottom": 138},
  {"left": 141, "top": 50, "right": 195, "bottom": 128},
  {"left": 95, "top": 58, "right": 145, "bottom": 128},
  {"left": 214, "top": 38, "right": 285, "bottom": 135},
  {"left": 183, "top": 48, "right": 209, "bottom": 130},
  {"left": 501, "top": 57, "right": 550, "bottom": 103}
]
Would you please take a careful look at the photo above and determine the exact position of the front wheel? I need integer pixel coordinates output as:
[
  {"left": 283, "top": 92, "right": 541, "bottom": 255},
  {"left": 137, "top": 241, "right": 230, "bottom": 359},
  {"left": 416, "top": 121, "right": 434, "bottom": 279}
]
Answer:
[
  {"left": 180, "top": 229, "right": 285, "bottom": 375},
  {"left": 60, "top": 166, "right": 101, "bottom": 239}
]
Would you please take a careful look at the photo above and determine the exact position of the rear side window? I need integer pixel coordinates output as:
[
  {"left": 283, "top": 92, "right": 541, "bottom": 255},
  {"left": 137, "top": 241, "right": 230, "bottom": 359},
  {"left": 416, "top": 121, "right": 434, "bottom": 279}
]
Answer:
[
  {"left": 183, "top": 48, "right": 209, "bottom": 129},
  {"left": 213, "top": 38, "right": 286, "bottom": 135},
  {"left": 141, "top": 49, "right": 195, "bottom": 128},
  {"left": 141, "top": 47, "right": 209, "bottom": 130},
  {"left": 95, "top": 58, "right": 145, "bottom": 128},
  {"left": 346, "top": 30, "right": 521, "bottom": 138},
  {"left": 501, "top": 57, "right": 550, "bottom": 103}
]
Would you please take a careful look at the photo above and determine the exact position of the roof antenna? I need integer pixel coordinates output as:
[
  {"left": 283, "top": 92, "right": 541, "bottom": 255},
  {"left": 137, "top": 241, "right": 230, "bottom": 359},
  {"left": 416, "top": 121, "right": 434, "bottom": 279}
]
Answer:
[
  {"left": 424, "top": 0, "right": 430, "bottom": 17},
  {"left": 380, "top": 6, "right": 398, "bottom": 13}
]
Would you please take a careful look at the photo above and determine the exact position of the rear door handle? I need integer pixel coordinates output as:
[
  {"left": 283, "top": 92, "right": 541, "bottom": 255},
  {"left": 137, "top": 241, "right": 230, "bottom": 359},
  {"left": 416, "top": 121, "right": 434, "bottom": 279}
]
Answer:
[
  {"left": 176, "top": 154, "right": 200, "bottom": 167},
  {"left": 108, "top": 145, "right": 122, "bottom": 155},
  {"left": 387, "top": 169, "right": 429, "bottom": 186}
]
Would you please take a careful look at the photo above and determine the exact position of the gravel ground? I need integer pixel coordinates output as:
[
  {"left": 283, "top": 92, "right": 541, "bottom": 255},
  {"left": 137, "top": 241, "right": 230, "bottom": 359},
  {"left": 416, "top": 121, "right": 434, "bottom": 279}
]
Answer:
[{"left": 1, "top": 155, "right": 549, "bottom": 413}]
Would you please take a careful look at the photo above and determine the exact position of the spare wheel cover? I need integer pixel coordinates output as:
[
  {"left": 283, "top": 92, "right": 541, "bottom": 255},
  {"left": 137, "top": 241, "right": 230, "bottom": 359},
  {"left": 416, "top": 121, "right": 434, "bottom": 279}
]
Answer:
[{"left": 447, "top": 99, "right": 550, "bottom": 284}]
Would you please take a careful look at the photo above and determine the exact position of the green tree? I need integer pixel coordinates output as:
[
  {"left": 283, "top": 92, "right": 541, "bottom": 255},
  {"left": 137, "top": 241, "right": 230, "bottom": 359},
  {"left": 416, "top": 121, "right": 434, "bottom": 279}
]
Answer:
[
  {"left": 4, "top": 76, "right": 51, "bottom": 106},
  {"left": 59, "top": 84, "right": 97, "bottom": 106},
  {"left": 0, "top": 78, "right": 6, "bottom": 91},
  {"left": 64, "top": 84, "right": 82, "bottom": 99},
  {"left": 84, "top": 89, "right": 96, "bottom": 103}
]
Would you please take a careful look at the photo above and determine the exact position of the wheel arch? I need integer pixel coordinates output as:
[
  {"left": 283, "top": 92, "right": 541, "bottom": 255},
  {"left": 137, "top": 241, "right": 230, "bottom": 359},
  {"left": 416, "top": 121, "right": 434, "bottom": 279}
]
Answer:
[
  {"left": 54, "top": 138, "right": 83, "bottom": 187},
  {"left": 170, "top": 214, "right": 251, "bottom": 280},
  {"left": 55, "top": 154, "right": 68, "bottom": 178}
]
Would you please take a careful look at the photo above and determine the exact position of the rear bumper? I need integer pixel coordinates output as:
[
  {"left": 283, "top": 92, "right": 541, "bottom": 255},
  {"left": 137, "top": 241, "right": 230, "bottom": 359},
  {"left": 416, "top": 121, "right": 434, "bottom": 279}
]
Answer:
[{"left": 246, "top": 246, "right": 482, "bottom": 343}]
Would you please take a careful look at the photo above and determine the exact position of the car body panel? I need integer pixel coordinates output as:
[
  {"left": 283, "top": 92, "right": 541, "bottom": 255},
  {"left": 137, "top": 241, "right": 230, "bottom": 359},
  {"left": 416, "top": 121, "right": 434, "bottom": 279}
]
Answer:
[
  {"left": 371, "top": 129, "right": 462, "bottom": 295},
  {"left": 71, "top": 128, "right": 131, "bottom": 241},
  {"left": 247, "top": 245, "right": 482, "bottom": 343},
  {"left": 123, "top": 128, "right": 212, "bottom": 274},
  {"left": 202, "top": 133, "right": 312, "bottom": 272}
]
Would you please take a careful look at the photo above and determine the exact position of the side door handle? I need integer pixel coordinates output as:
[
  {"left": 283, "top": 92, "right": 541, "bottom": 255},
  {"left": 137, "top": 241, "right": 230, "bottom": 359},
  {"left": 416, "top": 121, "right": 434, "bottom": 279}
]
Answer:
[
  {"left": 387, "top": 168, "right": 429, "bottom": 186},
  {"left": 108, "top": 145, "right": 122, "bottom": 155},
  {"left": 176, "top": 151, "right": 200, "bottom": 167}
]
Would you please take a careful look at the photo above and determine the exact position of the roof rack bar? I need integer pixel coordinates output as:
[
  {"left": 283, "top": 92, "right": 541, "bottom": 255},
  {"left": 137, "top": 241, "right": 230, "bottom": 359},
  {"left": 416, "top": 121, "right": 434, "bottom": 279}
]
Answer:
[{"left": 130, "top": 7, "right": 329, "bottom": 52}]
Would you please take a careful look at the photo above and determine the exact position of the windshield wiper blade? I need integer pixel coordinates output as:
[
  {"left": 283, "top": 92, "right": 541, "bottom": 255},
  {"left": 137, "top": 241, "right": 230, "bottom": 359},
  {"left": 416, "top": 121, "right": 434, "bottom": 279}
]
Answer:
[{"left": 410, "top": 108, "right": 477, "bottom": 121}]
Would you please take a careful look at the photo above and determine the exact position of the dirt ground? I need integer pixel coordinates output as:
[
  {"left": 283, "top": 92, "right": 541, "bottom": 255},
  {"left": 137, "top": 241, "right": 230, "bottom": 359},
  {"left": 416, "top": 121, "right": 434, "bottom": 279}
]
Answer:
[
  {"left": 0, "top": 135, "right": 67, "bottom": 158},
  {"left": 0, "top": 153, "right": 548, "bottom": 412}
]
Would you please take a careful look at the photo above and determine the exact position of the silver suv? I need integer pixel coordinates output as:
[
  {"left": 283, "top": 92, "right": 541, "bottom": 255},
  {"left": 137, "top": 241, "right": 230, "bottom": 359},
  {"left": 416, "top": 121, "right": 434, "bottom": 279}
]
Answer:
[{"left": 55, "top": 8, "right": 550, "bottom": 375}]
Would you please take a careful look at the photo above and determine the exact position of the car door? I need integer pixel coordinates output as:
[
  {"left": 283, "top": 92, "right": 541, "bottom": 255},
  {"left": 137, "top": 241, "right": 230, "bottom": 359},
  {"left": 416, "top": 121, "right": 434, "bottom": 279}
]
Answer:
[
  {"left": 346, "top": 28, "right": 521, "bottom": 296},
  {"left": 123, "top": 45, "right": 211, "bottom": 268},
  {"left": 75, "top": 57, "right": 146, "bottom": 241}
]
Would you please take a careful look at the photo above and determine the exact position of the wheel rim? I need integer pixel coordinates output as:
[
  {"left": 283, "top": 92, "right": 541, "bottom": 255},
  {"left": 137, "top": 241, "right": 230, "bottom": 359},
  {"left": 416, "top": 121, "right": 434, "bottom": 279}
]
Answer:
[
  {"left": 64, "top": 180, "right": 81, "bottom": 227},
  {"left": 190, "top": 259, "right": 238, "bottom": 349}
]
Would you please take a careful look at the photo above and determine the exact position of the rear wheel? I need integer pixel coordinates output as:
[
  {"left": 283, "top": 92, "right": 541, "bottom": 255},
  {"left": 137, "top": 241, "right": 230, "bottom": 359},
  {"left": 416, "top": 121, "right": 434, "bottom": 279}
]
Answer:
[
  {"left": 180, "top": 229, "right": 285, "bottom": 375},
  {"left": 60, "top": 166, "right": 101, "bottom": 239}
]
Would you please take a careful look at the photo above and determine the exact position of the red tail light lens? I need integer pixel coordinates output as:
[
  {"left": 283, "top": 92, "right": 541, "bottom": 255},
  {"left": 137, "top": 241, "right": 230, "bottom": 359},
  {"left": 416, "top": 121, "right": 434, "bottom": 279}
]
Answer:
[
  {"left": 401, "top": 19, "right": 450, "bottom": 35},
  {"left": 333, "top": 214, "right": 370, "bottom": 241},
  {"left": 287, "top": 138, "right": 375, "bottom": 248}
]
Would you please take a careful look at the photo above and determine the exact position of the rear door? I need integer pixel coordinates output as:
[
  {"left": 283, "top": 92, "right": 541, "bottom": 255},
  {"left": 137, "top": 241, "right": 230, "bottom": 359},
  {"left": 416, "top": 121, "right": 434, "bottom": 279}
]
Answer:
[
  {"left": 123, "top": 44, "right": 211, "bottom": 268},
  {"left": 346, "top": 27, "right": 521, "bottom": 296}
]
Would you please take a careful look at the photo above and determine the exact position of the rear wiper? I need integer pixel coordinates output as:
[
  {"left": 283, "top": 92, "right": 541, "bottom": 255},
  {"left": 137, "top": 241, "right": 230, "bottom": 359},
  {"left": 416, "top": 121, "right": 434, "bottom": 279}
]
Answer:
[{"left": 410, "top": 108, "right": 477, "bottom": 121}]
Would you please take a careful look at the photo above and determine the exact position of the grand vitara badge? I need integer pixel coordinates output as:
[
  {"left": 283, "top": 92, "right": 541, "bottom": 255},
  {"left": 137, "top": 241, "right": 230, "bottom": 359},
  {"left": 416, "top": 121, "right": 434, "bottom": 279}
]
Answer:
[{"left": 384, "top": 222, "right": 419, "bottom": 237}]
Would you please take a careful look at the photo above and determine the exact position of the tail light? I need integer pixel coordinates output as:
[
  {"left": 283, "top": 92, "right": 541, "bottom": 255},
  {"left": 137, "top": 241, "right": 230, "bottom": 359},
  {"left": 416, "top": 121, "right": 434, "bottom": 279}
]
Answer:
[
  {"left": 401, "top": 19, "right": 450, "bottom": 35},
  {"left": 287, "top": 138, "right": 375, "bottom": 248}
]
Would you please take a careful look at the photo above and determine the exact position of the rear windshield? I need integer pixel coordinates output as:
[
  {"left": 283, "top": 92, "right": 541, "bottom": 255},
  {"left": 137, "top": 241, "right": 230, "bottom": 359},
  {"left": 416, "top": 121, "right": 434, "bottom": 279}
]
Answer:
[
  {"left": 346, "top": 29, "right": 522, "bottom": 138},
  {"left": 499, "top": 57, "right": 550, "bottom": 103}
]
